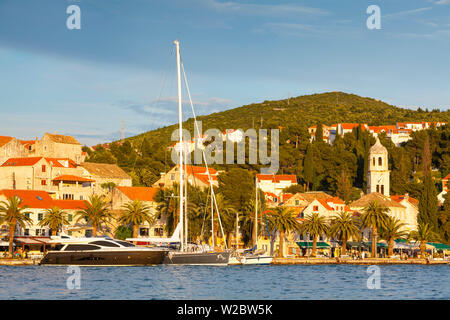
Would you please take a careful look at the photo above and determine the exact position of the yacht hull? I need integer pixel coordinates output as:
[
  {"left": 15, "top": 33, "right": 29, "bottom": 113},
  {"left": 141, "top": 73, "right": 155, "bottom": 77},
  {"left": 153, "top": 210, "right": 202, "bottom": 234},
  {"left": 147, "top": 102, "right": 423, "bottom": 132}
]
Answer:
[
  {"left": 39, "top": 250, "right": 167, "bottom": 266},
  {"left": 163, "top": 251, "right": 230, "bottom": 265}
]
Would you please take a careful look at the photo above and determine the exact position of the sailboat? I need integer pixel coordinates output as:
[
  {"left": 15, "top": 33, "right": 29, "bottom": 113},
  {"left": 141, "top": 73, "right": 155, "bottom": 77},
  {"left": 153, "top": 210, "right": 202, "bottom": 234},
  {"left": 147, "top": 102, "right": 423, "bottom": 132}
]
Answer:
[
  {"left": 229, "top": 176, "right": 273, "bottom": 265},
  {"left": 130, "top": 40, "right": 229, "bottom": 265}
]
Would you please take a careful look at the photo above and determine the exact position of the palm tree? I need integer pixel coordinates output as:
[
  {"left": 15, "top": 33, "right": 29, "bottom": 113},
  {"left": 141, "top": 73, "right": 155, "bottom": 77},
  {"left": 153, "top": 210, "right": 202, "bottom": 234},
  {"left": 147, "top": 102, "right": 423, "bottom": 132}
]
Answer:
[
  {"left": 0, "top": 196, "right": 33, "bottom": 257},
  {"left": 118, "top": 200, "right": 156, "bottom": 238},
  {"left": 299, "top": 212, "right": 329, "bottom": 257},
  {"left": 75, "top": 195, "right": 112, "bottom": 237},
  {"left": 38, "top": 207, "right": 69, "bottom": 236},
  {"left": 267, "top": 207, "right": 300, "bottom": 257},
  {"left": 329, "top": 211, "right": 360, "bottom": 256},
  {"left": 361, "top": 201, "right": 390, "bottom": 258},
  {"left": 410, "top": 223, "right": 439, "bottom": 258},
  {"left": 379, "top": 216, "right": 408, "bottom": 257}
]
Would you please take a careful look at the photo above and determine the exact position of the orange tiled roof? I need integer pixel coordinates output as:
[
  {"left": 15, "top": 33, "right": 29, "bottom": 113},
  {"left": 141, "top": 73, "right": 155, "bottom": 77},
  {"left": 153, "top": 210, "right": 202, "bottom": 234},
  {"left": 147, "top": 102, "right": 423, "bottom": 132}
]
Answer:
[
  {"left": 340, "top": 123, "right": 367, "bottom": 130},
  {"left": 117, "top": 186, "right": 158, "bottom": 202},
  {"left": 316, "top": 199, "right": 334, "bottom": 211},
  {"left": 1, "top": 157, "right": 43, "bottom": 167},
  {"left": 0, "top": 189, "right": 88, "bottom": 210},
  {"left": 256, "top": 174, "right": 297, "bottom": 183},
  {"left": 0, "top": 136, "right": 13, "bottom": 148},
  {"left": 327, "top": 197, "right": 345, "bottom": 204},
  {"left": 19, "top": 140, "right": 37, "bottom": 145},
  {"left": 52, "top": 175, "right": 94, "bottom": 182},
  {"left": 443, "top": 174, "right": 450, "bottom": 181},
  {"left": 1, "top": 157, "right": 77, "bottom": 168},
  {"left": 390, "top": 195, "right": 419, "bottom": 206}
]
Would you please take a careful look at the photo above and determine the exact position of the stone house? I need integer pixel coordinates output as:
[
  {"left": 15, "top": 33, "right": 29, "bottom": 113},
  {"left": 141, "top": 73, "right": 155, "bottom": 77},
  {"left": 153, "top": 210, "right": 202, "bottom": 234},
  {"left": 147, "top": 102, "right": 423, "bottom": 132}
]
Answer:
[
  {"left": 153, "top": 165, "right": 219, "bottom": 189},
  {"left": 79, "top": 162, "right": 132, "bottom": 195},
  {"left": 34, "top": 133, "right": 83, "bottom": 164},
  {"left": 0, "top": 136, "right": 28, "bottom": 166},
  {"left": 0, "top": 157, "right": 93, "bottom": 200}
]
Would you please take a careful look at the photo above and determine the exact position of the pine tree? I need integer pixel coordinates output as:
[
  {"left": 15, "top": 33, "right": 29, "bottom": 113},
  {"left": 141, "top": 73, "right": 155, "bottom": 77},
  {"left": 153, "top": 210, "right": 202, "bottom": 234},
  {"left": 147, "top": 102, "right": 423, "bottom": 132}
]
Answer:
[{"left": 418, "top": 135, "right": 439, "bottom": 231}]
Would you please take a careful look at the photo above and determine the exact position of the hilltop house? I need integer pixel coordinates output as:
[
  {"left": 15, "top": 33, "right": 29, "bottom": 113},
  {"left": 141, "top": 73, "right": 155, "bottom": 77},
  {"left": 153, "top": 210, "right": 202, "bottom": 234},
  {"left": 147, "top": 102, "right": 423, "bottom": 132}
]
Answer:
[{"left": 256, "top": 174, "right": 297, "bottom": 196}]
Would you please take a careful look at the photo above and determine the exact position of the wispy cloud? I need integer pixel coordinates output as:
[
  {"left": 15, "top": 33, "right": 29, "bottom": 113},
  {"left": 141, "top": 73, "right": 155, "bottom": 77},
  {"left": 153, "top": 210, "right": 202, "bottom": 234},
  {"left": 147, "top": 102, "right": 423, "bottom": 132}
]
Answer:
[
  {"left": 197, "top": 0, "right": 329, "bottom": 16},
  {"left": 384, "top": 7, "right": 433, "bottom": 19},
  {"left": 430, "top": 0, "right": 450, "bottom": 5}
]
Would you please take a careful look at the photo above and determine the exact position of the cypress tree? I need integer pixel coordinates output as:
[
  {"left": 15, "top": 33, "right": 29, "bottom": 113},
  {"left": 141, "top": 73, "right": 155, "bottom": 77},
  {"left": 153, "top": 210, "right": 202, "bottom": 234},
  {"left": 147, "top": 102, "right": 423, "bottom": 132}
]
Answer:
[
  {"left": 303, "top": 143, "right": 315, "bottom": 191},
  {"left": 418, "top": 135, "right": 439, "bottom": 231},
  {"left": 315, "top": 123, "right": 323, "bottom": 143}
]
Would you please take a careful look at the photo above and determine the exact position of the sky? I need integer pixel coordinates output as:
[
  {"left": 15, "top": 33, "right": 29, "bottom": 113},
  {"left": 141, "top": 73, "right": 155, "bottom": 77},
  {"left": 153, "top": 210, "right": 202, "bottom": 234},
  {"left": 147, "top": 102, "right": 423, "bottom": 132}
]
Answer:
[{"left": 0, "top": 0, "right": 449, "bottom": 146}]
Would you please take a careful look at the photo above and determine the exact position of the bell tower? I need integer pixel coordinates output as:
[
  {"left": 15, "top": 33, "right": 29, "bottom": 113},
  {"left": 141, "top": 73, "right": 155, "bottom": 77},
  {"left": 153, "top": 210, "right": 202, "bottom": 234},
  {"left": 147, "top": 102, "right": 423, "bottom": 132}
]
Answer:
[{"left": 367, "top": 138, "right": 390, "bottom": 196}]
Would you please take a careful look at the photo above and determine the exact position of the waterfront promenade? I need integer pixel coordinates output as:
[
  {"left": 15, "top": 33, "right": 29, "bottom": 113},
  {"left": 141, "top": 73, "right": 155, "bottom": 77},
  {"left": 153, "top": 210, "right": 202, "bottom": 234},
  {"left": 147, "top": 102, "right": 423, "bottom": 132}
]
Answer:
[
  {"left": 273, "top": 257, "right": 449, "bottom": 265},
  {"left": 1, "top": 257, "right": 448, "bottom": 266}
]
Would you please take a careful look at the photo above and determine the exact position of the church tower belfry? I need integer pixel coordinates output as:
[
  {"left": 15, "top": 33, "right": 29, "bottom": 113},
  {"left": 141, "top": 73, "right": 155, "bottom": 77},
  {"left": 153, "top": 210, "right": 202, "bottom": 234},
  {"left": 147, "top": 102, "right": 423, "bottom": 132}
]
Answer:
[{"left": 367, "top": 138, "right": 390, "bottom": 196}]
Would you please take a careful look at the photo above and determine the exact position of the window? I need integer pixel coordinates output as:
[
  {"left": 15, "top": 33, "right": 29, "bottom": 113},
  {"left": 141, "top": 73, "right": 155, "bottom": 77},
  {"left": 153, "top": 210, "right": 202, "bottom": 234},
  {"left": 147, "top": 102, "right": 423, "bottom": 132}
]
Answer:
[
  {"left": 313, "top": 205, "right": 319, "bottom": 211},
  {"left": 38, "top": 213, "right": 43, "bottom": 221},
  {"left": 41, "top": 180, "right": 47, "bottom": 186},
  {"left": 171, "top": 174, "right": 175, "bottom": 181},
  {"left": 139, "top": 228, "right": 149, "bottom": 236},
  {"left": 295, "top": 200, "right": 299, "bottom": 206},
  {"left": 35, "top": 229, "right": 40, "bottom": 236},
  {"left": 68, "top": 214, "right": 73, "bottom": 222},
  {"left": 63, "top": 194, "right": 74, "bottom": 200},
  {"left": 42, "top": 165, "right": 46, "bottom": 172},
  {"left": 91, "top": 240, "right": 120, "bottom": 247},
  {"left": 24, "top": 229, "right": 29, "bottom": 236},
  {"left": 80, "top": 196, "right": 83, "bottom": 200},
  {"left": 376, "top": 185, "right": 380, "bottom": 193},
  {"left": 381, "top": 185, "right": 385, "bottom": 195},
  {"left": 25, "top": 213, "right": 30, "bottom": 219},
  {"left": 153, "top": 228, "right": 163, "bottom": 236},
  {"left": 68, "top": 231, "right": 72, "bottom": 236},
  {"left": 64, "top": 244, "right": 101, "bottom": 251},
  {"left": 373, "top": 157, "right": 375, "bottom": 166},
  {"left": 114, "top": 240, "right": 135, "bottom": 248},
  {"left": 378, "top": 157, "right": 382, "bottom": 166}
]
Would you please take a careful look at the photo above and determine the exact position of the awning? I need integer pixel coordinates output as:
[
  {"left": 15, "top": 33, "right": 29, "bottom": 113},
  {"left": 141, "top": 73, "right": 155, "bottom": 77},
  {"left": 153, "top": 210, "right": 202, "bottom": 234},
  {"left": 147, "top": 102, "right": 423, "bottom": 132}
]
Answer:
[
  {"left": 296, "top": 241, "right": 330, "bottom": 249},
  {"left": 14, "top": 237, "right": 51, "bottom": 245},
  {"left": 0, "top": 240, "right": 10, "bottom": 246},
  {"left": 427, "top": 242, "right": 450, "bottom": 250},
  {"left": 364, "top": 242, "right": 388, "bottom": 248}
]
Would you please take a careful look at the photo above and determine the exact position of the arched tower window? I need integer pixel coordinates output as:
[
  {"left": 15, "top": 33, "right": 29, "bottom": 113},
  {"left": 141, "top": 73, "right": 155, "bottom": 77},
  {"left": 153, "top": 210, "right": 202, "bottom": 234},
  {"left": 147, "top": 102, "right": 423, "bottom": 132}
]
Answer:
[
  {"left": 372, "top": 157, "right": 375, "bottom": 166},
  {"left": 378, "top": 157, "right": 382, "bottom": 166}
]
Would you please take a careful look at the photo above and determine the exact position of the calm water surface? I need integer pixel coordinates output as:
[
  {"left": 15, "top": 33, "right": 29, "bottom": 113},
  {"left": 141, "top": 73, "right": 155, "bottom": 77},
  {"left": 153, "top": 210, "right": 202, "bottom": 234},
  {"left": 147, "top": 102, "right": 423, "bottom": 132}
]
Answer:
[{"left": 0, "top": 265, "right": 448, "bottom": 300}]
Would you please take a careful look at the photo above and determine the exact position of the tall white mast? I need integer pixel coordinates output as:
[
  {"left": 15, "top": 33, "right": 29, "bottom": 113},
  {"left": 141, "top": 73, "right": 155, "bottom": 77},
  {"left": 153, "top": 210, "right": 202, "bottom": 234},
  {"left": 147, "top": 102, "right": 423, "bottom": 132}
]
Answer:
[
  {"left": 254, "top": 176, "right": 258, "bottom": 249},
  {"left": 211, "top": 185, "right": 214, "bottom": 249},
  {"left": 174, "top": 39, "right": 184, "bottom": 252}
]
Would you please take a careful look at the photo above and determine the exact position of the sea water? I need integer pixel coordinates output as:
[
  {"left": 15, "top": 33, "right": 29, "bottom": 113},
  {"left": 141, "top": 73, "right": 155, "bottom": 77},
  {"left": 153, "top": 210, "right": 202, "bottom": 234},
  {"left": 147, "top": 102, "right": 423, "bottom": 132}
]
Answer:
[{"left": 0, "top": 265, "right": 448, "bottom": 299}]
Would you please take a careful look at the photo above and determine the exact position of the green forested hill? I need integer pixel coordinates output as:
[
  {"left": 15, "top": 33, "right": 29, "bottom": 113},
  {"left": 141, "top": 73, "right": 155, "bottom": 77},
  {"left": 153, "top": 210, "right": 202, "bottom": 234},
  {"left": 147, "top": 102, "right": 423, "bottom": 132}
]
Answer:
[
  {"left": 84, "top": 91, "right": 449, "bottom": 193},
  {"left": 126, "top": 91, "right": 449, "bottom": 146}
]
